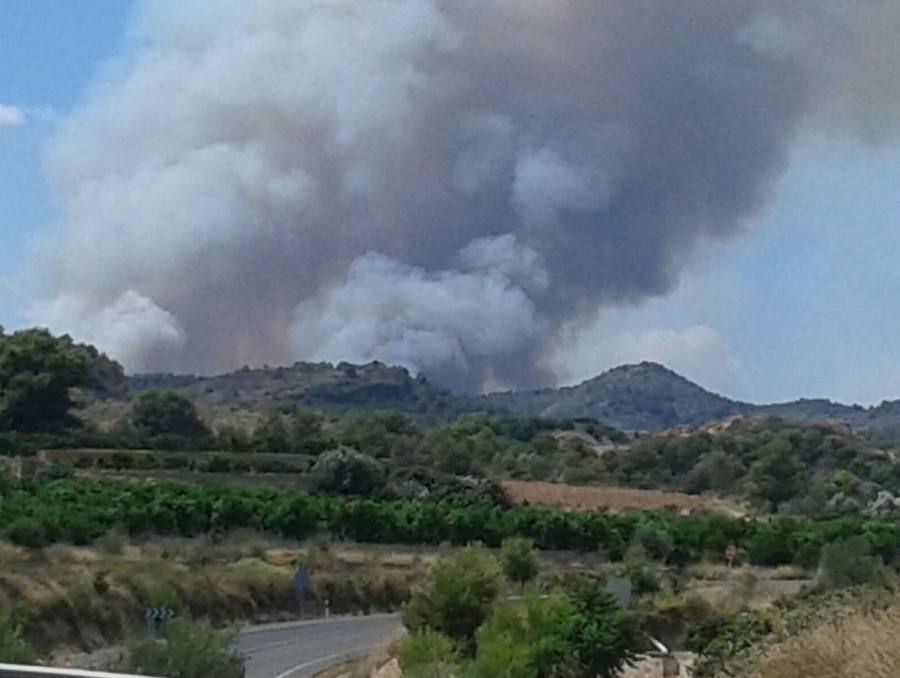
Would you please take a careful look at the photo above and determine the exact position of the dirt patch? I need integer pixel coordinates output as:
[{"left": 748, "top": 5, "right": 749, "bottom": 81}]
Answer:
[{"left": 502, "top": 480, "right": 743, "bottom": 516}]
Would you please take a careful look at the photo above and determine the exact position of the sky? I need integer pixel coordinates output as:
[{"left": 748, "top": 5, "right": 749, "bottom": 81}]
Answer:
[{"left": 1, "top": 1, "right": 898, "bottom": 406}]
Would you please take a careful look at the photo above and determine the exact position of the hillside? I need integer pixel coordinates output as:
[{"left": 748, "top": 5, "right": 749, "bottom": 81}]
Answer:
[
  {"left": 128, "top": 360, "right": 479, "bottom": 420},
  {"left": 485, "top": 362, "right": 743, "bottom": 429},
  {"left": 122, "top": 359, "right": 900, "bottom": 438},
  {"left": 485, "top": 362, "right": 900, "bottom": 437}
]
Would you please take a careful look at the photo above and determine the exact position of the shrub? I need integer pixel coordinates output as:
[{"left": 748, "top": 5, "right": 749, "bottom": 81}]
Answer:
[
  {"left": 472, "top": 580, "right": 643, "bottom": 678},
  {"left": 396, "top": 630, "right": 459, "bottom": 678},
  {"left": 311, "top": 448, "right": 385, "bottom": 497},
  {"left": 634, "top": 525, "right": 674, "bottom": 562},
  {"left": 0, "top": 609, "right": 34, "bottom": 663},
  {"left": 501, "top": 537, "right": 539, "bottom": 586},
  {"left": 819, "top": 536, "right": 885, "bottom": 590},
  {"left": 109, "top": 618, "right": 244, "bottom": 678},
  {"left": 402, "top": 548, "right": 502, "bottom": 644},
  {"left": 471, "top": 591, "right": 575, "bottom": 678},
  {"left": 131, "top": 390, "right": 208, "bottom": 437},
  {"left": 6, "top": 516, "right": 47, "bottom": 548}
]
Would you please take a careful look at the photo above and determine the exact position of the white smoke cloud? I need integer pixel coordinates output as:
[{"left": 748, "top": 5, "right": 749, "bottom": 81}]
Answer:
[
  {"left": 290, "top": 240, "right": 544, "bottom": 389},
  {"left": 25, "top": 0, "right": 900, "bottom": 387},
  {"left": 549, "top": 324, "right": 740, "bottom": 394},
  {"left": 28, "top": 291, "right": 185, "bottom": 373},
  {"left": 0, "top": 104, "right": 25, "bottom": 128}
]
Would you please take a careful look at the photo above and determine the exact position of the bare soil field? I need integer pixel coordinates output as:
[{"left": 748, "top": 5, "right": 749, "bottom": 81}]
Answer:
[{"left": 502, "top": 479, "right": 744, "bottom": 516}]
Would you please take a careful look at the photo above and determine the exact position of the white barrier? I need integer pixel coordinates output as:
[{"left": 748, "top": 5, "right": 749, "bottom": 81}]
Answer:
[{"left": 0, "top": 665, "right": 161, "bottom": 678}]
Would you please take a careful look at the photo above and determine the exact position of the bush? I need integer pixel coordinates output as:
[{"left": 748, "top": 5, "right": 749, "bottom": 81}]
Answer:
[
  {"left": 311, "top": 448, "right": 385, "bottom": 497},
  {"left": 819, "top": 536, "right": 885, "bottom": 590},
  {"left": 472, "top": 580, "right": 643, "bottom": 678},
  {"left": 396, "top": 630, "right": 459, "bottom": 678},
  {"left": 131, "top": 391, "right": 208, "bottom": 438},
  {"left": 501, "top": 537, "right": 539, "bottom": 586},
  {"left": 471, "top": 591, "right": 575, "bottom": 678},
  {"left": 402, "top": 548, "right": 502, "bottom": 645},
  {"left": 634, "top": 525, "right": 674, "bottom": 562},
  {"left": 6, "top": 516, "right": 47, "bottom": 548},
  {"left": 110, "top": 618, "right": 244, "bottom": 678},
  {"left": 0, "top": 609, "right": 34, "bottom": 663}
]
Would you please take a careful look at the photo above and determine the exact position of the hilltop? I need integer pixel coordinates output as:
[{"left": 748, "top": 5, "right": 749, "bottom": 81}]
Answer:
[
  {"left": 484, "top": 361, "right": 900, "bottom": 437},
  {"left": 119, "top": 359, "right": 900, "bottom": 438},
  {"left": 128, "top": 360, "right": 479, "bottom": 420}
]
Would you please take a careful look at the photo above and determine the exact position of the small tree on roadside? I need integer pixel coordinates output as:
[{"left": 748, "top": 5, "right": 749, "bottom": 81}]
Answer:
[
  {"left": 403, "top": 548, "right": 502, "bottom": 645},
  {"left": 109, "top": 618, "right": 244, "bottom": 678},
  {"left": 396, "top": 630, "right": 460, "bottom": 678},
  {"left": 501, "top": 537, "right": 539, "bottom": 587}
]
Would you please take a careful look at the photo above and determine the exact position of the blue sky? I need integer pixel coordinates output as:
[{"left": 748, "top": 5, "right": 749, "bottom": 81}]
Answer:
[
  {"left": 1, "top": 1, "right": 898, "bottom": 405},
  {"left": 1, "top": 0, "right": 134, "bottom": 323}
]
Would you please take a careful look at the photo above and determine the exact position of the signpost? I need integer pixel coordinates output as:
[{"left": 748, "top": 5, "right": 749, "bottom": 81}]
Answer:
[
  {"left": 294, "top": 566, "right": 312, "bottom": 617},
  {"left": 606, "top": 576, "right": 633, "bottom": 608},
  {"left": 144, "top": 607, "right": 175, "bottom": 636}
]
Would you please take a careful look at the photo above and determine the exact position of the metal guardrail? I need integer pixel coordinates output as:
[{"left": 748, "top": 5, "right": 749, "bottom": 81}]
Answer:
[{"left": 0, "top": 665, "right": 162, "bottom": 678}]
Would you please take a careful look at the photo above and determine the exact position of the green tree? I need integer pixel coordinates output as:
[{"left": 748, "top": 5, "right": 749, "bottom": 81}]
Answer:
[
  {"left": 253, "top": 412, "right": 291, "bottom": 453},
  {"left": 501, "top": 537, "right": 539, "bottom": 586},
  {"left": 289, "top": 408, "right": 329, "bottom": 454},
  {"left": 311, "top": 447, "right": 385, "bottom": 496},
  {"left": 472, "top": 580, "right": 643, "bottom": 678},
  {"left": 403, "top": 548, "right": 502, "bottom": 645},
  {"left": 110, "top": 619, "right": 244, "bottom": 678},
  {"left": 396, "top": 630, "right": 460, "bottom": 678},
  {"left": 819, "top": 536, "right": 885, "bottom": 589},
  {"left": 131, "top": 390, "right": 208, "bottom": 437},
  {"left": 471, "top": 591, "right": 575, "bottom": 678},
  {"left": 558, "top": 578, "right": 645, "bottom": 678},
  {"left": 0, "top": 328, "right": 92, "bottom": 431},
  {"left": 633, "top": 525, "right": 674, "bottom": 562}
]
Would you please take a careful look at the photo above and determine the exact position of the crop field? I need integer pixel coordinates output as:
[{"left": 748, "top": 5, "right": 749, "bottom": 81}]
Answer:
[{"left": 502, "top": 479, "right": 745, "bottom": 516}]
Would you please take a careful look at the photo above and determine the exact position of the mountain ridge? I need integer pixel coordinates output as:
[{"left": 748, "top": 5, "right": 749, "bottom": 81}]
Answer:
[
  {"left": 483, "top": 361, "right": 897, "bottom": 434},
  {"left": 128, "top": 359, "right": 900, "bottom": 437}
]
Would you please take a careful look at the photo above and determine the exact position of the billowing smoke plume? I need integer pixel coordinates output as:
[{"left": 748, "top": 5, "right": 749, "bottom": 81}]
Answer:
[{"left": 29, "top": 0, "right": 900, "bottom": 389}]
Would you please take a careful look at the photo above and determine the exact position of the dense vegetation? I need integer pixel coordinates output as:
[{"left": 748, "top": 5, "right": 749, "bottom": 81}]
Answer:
[
  {"left": 0, "top": 328, "right": 119, "bottom": 431},
  {"left": 7, "top": 478, "right": 900, "bottom": 569},
  {"left": 690, "top": 585, "right": 895, "bottom": 677},
  {"left": 108, "top": 619, "right": 244, "bottom": 678},
  {"left": 486, "top": 361, "right": 900, "bottom": 439},
  {"left": 399, "top": 548, "right": 644, "bottom": 678},
  {"left": 598, "top": 417, "right": 900, "bottom": 517}
]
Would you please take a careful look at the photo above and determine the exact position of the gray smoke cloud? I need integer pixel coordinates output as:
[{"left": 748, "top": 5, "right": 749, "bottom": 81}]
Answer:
[{"left": 28, "top": 0, "right": 900, "bottom": 390}]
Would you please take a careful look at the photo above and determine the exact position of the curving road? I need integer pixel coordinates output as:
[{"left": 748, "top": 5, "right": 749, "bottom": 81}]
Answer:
[{"left": 237, "top": 614, "right": 403, "bottom": 678}]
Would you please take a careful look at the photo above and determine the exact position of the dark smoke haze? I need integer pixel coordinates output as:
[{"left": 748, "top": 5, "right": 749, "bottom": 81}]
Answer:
[{"left": 29, "top": 0, "right": 900, "bottom": 390}]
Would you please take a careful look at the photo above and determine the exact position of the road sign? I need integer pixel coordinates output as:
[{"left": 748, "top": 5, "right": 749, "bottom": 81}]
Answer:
[
  {"left": 294, "top": 567, "right": 312, "bottom": 594},
  {"left": 607, "top": 576, "right": 632, "bottom": 608},
  {"left": 144, "top": 607, "right": 176, "bottom": 621}
]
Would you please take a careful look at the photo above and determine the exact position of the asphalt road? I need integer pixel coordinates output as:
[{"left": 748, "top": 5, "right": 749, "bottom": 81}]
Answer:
[{"left": 237, "top": 614, "right": 403, "bottom": 678}]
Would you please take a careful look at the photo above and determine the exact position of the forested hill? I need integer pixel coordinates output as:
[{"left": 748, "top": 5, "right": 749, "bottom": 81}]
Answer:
[
  {"left": 129, "top": 359, "right": 900, "bottom": 436},
  {"left": 129, "top": 361, "right": 481, "bottom": 420},
  {"left": 483, "top": 362, "right": 900, "bottom": 436}
]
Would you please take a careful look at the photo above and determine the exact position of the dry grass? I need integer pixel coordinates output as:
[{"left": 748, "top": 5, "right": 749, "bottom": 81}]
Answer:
[
  {"left": 753, "top": 601, "right": 900, "bottom": 678},
  {"left": 502, "top": 479, "right": 743, "bottom": 516},
  {"left": 0, "top": 536, "right": 424, "bottom": 656}
]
